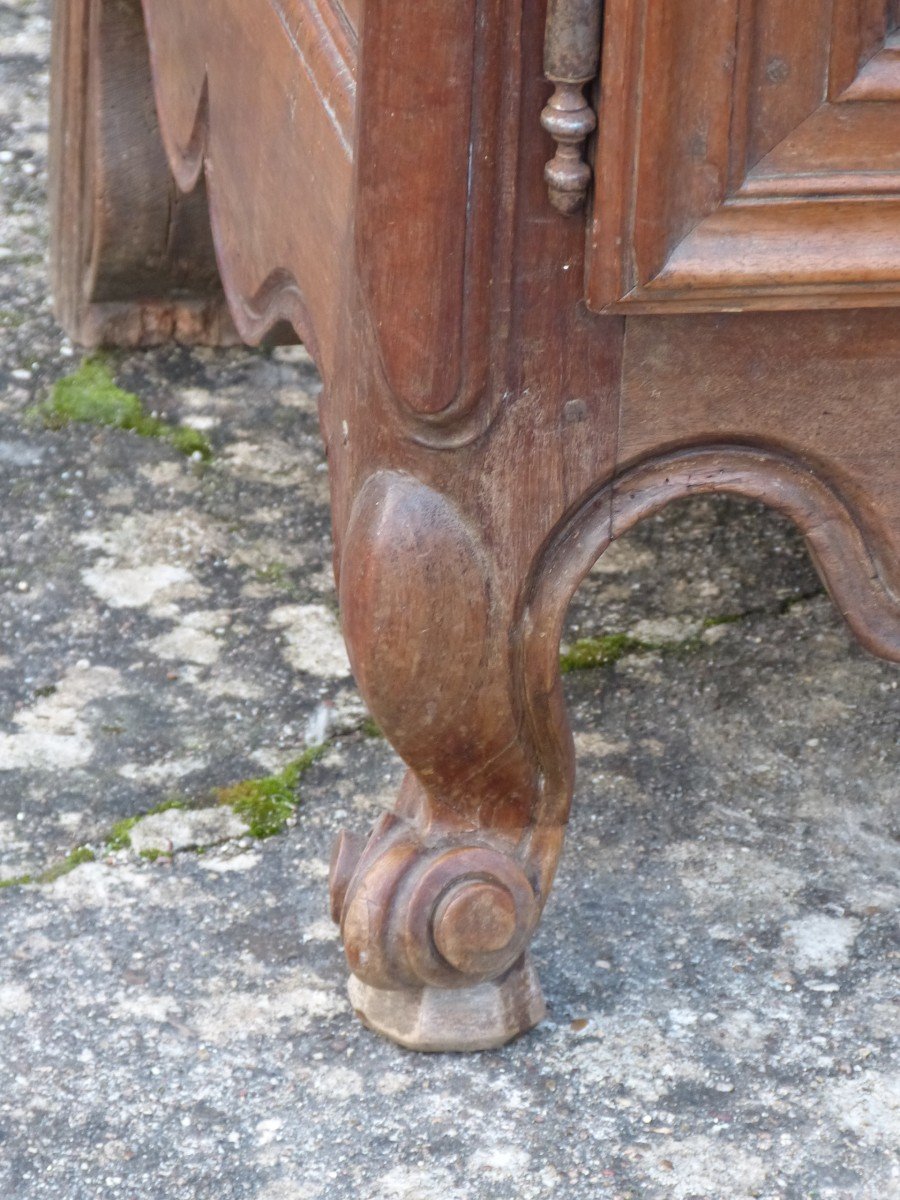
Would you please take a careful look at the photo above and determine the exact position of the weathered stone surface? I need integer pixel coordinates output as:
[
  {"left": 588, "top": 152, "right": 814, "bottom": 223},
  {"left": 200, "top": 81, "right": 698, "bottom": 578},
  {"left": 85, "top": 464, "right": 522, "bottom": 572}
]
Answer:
[
  {"left": 0, "top": 4, "right": 898, "bottom": 1199},
  {"left": 128, "top": 806, "right": 249, "bottom": 855}
]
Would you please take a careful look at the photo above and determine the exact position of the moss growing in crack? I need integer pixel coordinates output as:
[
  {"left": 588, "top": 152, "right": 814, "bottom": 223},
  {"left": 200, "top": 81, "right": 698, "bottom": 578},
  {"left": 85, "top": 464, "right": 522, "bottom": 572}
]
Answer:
[
  {"left": 139, "top": 848, "right": 167, "bottom": 863},
  {"left": 560, "top": 633, "right": 650, "bottom": 673},
  {"left": 360, "top": 717, "right": 384, "bottom": 739},
  {"left": 779, "top": 590, "right": 825, "bottom": 614},
  {"left": 2, "top": 846, "right": 98, "bottom": 889},
  {"left": 40, "top": 846, "right": 96, "bottom": 883},
  {"left": 215, "top": 744, "right": 327, "bottom": 838},
  {"left": 0, "top": 873, "right": 33, "bottom": 889},
  {"left": 166, "top": 425, "right": 213, "bottom": 458},
  {"left": 106, "top": 797, "right": 187, "bottom": 852},
  {"left": 559, "top": 612, "right": 761, "bottom": 673},
  {"left": 38, "top": 357, "right": 212, "bottom": 460},
  {"left": 702, "top": 613, "right": 743, "bottom": 630},
  {"left": 106, "top": 815, "right": 139, "bottom": 853}
]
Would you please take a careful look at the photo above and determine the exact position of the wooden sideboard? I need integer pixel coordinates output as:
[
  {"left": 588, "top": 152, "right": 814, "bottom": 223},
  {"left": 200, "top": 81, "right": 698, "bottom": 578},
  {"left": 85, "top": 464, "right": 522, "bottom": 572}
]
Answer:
[{"left": 51, "top": 0, "right": 900, "bottom": 1051}]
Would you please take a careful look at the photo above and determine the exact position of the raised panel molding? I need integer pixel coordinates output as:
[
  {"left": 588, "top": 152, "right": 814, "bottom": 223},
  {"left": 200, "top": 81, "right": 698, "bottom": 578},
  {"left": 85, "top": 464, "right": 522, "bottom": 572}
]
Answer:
[
  {"left": 355, "top": 0, "right": 482, "bottom": 418},
  {"left": 354, "top": 0, "right": 513, "bottom": 426},
  {"left": 587, "top": 0, "right": 900, "bottom": 313}
]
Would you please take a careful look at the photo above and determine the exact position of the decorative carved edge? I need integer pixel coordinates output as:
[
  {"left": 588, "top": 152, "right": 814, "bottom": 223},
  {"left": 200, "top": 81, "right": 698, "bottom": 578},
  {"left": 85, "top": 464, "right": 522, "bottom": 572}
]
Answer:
[
  {"left": 266, "top": 0, "right": 356, "bottom": 157},
  {"left": 352, "top": 0, "right": 518, "bottom": 445},
  {"left": 515, "top": 444, "right": 900, "bottom": 806},
  {"left": 50, "top": 0, "right": 236, "bottom": 348},
  {"left": 147, "top": 1, "right": 356, "bottom": 168},
  {"left": 207, "top": 251, "right": 323, "bottom": 368},
  {"left": 140, "top": 63, "right": 327, "bottom": 368},
  {"left": 141, "top": 0, "right": 358, "bottom": 372}
]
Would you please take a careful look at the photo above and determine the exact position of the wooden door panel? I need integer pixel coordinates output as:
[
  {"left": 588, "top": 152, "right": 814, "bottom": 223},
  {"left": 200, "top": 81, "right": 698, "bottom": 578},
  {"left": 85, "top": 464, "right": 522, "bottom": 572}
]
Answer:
[
  {"left": 737, "top": 0, "right": 835, "bottom": 174},
  {"left": 830, "top": 0, "right": 899, "bottom": 95},
  {"left": 588, "top": 0, "right": 900, "bottom": 313}
]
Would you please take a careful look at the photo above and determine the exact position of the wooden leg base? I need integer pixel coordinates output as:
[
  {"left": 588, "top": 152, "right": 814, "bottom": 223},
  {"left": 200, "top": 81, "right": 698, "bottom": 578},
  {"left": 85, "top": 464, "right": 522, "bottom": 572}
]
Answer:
[{"left": 346, "top": 955, "right": 546, "bottom": 1053}]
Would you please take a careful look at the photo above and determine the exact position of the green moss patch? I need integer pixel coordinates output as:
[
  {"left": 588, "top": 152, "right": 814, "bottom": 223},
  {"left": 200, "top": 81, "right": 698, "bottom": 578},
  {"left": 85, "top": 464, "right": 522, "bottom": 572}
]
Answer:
[
  {"left": 2, "top": 744, "right": 330, "bottom": 889},
  {"left": 215, "top": 745, "right": 326, "bottom": 838},
  {"left": 559, "top": 613, "right": 756, "bottom": 673},
  {"left": 702, "top": 613, "right": 743, "bottom": 630},
  {"left": 40, "top": 846, "right": 96, "bottom": 883},
  {"left": 106, "top": 797, "right": 187, "bottom": 853},
  {"left": 560, "top": 633, "right": 650, "bottom": 673},
  {"left": 0, "top": 873, "right": 32, "bottom": 890},
  {"left": 39, "top": 358, "right": 212, "bottom": 460},
  {"left": 1, "top": 846, "right": 96, "bottom": 890},
  {"left": 254, "top": 561, "right": 293, "bottom": 590}
]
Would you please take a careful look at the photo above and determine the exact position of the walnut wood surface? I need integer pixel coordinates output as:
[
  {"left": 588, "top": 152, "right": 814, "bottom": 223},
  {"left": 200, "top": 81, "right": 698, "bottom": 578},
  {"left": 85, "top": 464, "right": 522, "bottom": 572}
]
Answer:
[
  {"left": 51, "top": 0, "right": 900, "bottom": 1051},
  {"left": 588, "top": 0, "right": 900, "bottom": 313},
  {"left": 49, "top": 0, "right": 235, "bottom": 346},
  {"left": 140, "top": 0, "right": 355, "bottom": 373}
]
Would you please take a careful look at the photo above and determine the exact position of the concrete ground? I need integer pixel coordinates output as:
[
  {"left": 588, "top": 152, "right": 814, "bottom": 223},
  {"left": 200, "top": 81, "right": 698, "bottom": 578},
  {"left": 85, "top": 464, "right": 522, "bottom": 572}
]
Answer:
[{"left": 1, "top": 3, "right": 898, "bottom": 1198}]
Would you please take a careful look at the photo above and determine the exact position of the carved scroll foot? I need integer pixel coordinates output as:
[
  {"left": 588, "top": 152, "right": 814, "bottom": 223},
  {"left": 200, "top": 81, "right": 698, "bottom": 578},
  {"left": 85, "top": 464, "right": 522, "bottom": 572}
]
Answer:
[
  {"left": 328, "top": 799, "right": 551, "bottom": 1051},
  {"left": 330, "top": 471, "right": 573, "bottom": 1050},
  {"left": 346, "top": 956, "right": 545, "bottom": 1054}
]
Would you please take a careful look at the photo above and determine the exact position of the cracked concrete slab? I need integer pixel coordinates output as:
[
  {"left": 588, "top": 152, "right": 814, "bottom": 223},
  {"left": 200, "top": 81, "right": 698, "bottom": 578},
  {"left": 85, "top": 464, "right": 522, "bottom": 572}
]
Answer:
[{"left": 1, "top": 3, "right": 898, "bottom": 1199}]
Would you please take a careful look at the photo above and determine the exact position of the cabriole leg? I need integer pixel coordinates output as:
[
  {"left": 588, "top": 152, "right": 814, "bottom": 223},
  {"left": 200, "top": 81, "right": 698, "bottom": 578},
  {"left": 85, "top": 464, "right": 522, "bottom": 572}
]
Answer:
[{"left": 328, "top": 471, "right": 571, "bottom": 1052}]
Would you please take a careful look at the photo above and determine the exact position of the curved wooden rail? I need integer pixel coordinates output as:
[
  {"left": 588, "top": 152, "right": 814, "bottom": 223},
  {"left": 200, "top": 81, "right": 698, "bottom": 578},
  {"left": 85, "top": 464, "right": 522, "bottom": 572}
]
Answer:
[{"left": 515, "top": 443, "right": 900, "bottom": 833}]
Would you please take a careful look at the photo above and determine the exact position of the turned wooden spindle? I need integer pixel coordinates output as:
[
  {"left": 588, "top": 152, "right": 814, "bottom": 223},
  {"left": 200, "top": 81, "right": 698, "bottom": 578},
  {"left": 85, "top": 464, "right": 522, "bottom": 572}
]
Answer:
[{"left": 541, "top": 0, "right": 602, "bottom": 214}]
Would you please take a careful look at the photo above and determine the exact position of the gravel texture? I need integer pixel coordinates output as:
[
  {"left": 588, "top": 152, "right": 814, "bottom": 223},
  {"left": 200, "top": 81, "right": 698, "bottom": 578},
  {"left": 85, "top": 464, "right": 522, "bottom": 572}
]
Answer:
[{"left": 1, "top": 3, "right": 898, "bottom": 1198}]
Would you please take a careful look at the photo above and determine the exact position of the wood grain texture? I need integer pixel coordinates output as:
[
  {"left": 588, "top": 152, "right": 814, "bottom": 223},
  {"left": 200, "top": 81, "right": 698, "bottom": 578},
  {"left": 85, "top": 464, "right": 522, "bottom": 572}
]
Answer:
[
  {"left": 353, "top": 0, "right": 523, "bottom": 427},
  {"left": 140, "top": 0, "right": 355, "bottom": 372},
  {"left": 354, "top": 0, "right": 480, "bottom": 415},
  {"left": 49, "top": 0, "right": 236, "bottom": 346},
  {"left": 54, "top": 0, "right": 900, "bottom": 1051},
  {"left": 588, "top": 0, "right": 900, "bottom": 312}
]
